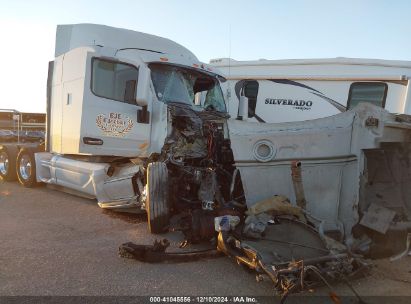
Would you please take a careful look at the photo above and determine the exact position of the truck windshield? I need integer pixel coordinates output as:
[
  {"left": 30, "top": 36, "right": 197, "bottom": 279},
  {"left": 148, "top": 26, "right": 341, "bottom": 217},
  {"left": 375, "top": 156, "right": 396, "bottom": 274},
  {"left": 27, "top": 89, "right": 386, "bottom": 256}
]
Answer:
[{"left": 149, "top": 63, "right": 226, "bottom": 112}]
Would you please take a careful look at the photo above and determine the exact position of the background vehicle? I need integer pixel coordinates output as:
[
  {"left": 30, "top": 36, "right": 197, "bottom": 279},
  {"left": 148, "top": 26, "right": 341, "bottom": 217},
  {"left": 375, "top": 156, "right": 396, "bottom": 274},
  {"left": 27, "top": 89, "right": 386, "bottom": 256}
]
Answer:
[
  {"left": 210, "top": 57, "right": 411, "bottom": 123},
  {"left": 0, "top": 130, "right": 15, "bottom": 142},
  {"left": 25, "top": 131, "right": 45, "bottom": 143},
  {"left": 0, "top": 109, "right": 45, "bottom": 143}
]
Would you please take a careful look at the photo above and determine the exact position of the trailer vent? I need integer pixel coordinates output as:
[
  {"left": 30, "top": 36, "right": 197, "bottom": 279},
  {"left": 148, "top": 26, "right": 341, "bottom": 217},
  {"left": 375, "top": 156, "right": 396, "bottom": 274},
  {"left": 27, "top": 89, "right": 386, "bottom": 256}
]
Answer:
[{"left": 253, "top": 140, "right": 276, "bottom": 162}]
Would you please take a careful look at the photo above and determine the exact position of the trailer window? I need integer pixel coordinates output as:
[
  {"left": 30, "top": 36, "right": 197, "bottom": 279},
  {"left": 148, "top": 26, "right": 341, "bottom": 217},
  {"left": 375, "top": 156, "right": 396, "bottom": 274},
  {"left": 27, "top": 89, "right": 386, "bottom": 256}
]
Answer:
[
  {"left": 91, "top": 58, "right": 139, "bottom": 105},
  {"left": 347, "top": 82, "right": 387, "bottom": 109}
]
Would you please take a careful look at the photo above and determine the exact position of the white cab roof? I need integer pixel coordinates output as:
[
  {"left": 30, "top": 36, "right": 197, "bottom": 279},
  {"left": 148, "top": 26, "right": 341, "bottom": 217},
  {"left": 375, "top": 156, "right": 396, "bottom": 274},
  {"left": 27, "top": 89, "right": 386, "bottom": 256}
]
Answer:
[{"left": 55, "top": 23, "right": 198, "bottom": 61}]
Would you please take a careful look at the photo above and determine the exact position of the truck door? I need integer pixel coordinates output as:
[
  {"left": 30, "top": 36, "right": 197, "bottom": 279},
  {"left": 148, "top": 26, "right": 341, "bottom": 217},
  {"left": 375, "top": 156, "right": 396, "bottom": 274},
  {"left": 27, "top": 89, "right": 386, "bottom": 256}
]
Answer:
[{"left": 79, "top": 56, "right": 151, "bottom": 157}]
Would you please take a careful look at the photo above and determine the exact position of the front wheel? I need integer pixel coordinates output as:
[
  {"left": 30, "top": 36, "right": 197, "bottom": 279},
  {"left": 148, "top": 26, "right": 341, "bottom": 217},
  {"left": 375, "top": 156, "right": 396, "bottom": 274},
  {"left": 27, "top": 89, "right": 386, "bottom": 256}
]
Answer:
[
  {"left": 146, "top": 162, "right": 170, "bottom": 234},
  {"left": 16, "top": 148, "right": 39, "bottom": 187}
]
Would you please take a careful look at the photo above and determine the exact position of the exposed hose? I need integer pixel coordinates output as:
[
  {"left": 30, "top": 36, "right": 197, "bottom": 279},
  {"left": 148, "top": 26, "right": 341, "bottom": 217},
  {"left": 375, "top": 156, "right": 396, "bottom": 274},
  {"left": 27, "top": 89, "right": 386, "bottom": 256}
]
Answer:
[{"left": 291, "top": 160, "right": 307, "bottom": 209}]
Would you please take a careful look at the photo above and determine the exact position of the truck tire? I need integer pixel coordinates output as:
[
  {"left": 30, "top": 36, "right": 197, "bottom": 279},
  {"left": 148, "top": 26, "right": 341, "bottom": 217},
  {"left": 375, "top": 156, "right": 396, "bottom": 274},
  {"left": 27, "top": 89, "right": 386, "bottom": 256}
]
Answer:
[
  {"left": 0, "top": 145, "right": 18, "bottom": 181},
  {"left": 146, "top": 162, "right": 170, "bottom": 234},
  {"left": 16, "top": 148, "right": 38, "bottom": 187}
]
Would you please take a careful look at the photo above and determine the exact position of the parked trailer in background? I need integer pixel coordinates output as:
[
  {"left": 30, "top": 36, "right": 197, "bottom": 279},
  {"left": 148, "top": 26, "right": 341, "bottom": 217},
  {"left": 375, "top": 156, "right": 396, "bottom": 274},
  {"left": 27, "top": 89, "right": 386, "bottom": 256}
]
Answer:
[
  {"left": 0, "top": 109, "right": 45, "bottom": 180},
  {"left": 0, "top": 109, "right": 45, "bottom": 143},
  {"left": 210, "top": 57, "right": 411, "bottom": 123},
  {"left": 0, "top": 109, "right": 46, "bottom": 131}
]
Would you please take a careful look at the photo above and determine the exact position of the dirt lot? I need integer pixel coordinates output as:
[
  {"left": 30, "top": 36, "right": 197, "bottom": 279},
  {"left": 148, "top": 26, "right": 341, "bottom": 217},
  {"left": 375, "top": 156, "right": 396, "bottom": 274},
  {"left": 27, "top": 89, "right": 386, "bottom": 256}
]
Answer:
[{"left": 1, "top": 179, "right": 411, "bottom": 301}]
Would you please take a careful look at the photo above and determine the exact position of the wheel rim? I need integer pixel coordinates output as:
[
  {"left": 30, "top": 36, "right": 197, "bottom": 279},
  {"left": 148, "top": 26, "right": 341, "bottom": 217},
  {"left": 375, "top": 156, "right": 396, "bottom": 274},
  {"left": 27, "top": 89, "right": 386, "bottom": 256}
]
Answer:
[
  {"left": 0, "top": 152, "right": 8, "bottom": 175},
  {"left": 19, "top": 154, "right": 32, "bottom": 180}
]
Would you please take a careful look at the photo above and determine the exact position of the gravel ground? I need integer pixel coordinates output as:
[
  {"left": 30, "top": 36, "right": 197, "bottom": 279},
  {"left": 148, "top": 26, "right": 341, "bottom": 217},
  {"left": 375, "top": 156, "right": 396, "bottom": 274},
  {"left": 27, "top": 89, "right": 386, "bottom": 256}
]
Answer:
[{"left": 1, "top": 180, "right": 411, "bottom": 300}]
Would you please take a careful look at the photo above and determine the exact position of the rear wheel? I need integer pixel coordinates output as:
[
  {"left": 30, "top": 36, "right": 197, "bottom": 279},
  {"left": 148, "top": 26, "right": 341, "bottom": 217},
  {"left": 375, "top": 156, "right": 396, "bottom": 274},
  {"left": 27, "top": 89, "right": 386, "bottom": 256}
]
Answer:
[
  {"left": 146, "top": 162, "right": 170, "bottom": 234},
  {"left": 0, "top": 146, "right": 17, "bottom": 181},
  {"left": 16, "top": 148, "right": 38, "bottom": 187}
]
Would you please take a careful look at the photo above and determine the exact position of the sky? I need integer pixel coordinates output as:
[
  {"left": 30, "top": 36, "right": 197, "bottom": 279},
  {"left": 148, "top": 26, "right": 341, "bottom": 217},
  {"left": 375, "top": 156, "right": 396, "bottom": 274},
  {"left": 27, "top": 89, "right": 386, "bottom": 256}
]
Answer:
[{"left": 1, "top": 0, "right": 411, "bottom": 113}]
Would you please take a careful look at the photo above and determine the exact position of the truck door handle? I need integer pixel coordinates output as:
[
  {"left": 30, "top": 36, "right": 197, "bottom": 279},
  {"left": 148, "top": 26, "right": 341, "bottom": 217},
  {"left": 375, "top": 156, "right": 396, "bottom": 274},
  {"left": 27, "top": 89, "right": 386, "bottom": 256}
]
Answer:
[{"left": 83, "top": 137, "right": 104, "bottom": 145}]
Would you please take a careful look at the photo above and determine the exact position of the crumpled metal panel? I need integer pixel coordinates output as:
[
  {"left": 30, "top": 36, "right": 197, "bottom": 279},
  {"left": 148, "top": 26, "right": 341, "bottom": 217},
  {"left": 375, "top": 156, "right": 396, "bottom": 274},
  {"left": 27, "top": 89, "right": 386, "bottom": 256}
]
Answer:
[{"left": 228, "top": 103, "right": 411, "bottom": 238}]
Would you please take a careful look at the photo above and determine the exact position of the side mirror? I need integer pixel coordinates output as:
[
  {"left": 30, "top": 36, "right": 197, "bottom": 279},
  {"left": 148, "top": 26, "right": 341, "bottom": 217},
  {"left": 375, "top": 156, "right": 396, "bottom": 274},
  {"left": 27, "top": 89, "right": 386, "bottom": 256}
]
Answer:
[
  {"left": 237, "top": 95, "right": 248, "bottom": 121},
  {"left": 136, "top": 65, "right": 150, "bottom": 107}
]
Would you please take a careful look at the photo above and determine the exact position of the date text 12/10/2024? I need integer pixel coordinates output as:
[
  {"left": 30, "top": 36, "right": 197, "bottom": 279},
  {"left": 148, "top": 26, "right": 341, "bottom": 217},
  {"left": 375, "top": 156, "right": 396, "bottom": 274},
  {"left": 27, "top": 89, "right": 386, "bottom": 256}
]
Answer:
[{"left": 149, "top": 297, "right": 258, "bottom": 303}]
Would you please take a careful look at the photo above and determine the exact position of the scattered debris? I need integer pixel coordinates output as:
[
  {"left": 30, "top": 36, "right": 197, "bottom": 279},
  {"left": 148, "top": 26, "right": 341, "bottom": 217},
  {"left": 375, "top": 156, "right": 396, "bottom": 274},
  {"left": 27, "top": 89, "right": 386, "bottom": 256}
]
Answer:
[
  {"left": 214, "top": 215, "right": 240, "bottom": 231},
  {"left": 243, "top": 213, "right": 273, "bottom": 238},
  {"left": 119, "top": 239, "right": 222, "bottom": 263},
  {"left": 178, "top": 209, "right": 241, "bottom": 243},
  {"left": 120, "top": 210, "right": 370, "bottom": 297},
  {"left": 216, "top": 216, "right": 370, "bottom": 299},
  {"left": 246, "top": 195, "right": 306, "bottom": 222},
  {"left": 360, "top": 203, "right": 396, "bottom": 234}
]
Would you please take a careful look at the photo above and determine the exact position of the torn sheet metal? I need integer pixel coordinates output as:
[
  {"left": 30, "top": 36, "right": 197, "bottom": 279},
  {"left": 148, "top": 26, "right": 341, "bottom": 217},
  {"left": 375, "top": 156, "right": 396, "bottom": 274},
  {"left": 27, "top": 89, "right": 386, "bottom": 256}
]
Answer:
[
  {"left": 228, "top": 103, "right": 411, "bottom": 239},
  {"left": 217, "top": 216, "right": 369, "bottom": 297},
  {"left": 360, "top": 203, "right": 396, "bottom": 234},
  {"left": 361, "top": 144, "right": 411, "bottom": 218}
]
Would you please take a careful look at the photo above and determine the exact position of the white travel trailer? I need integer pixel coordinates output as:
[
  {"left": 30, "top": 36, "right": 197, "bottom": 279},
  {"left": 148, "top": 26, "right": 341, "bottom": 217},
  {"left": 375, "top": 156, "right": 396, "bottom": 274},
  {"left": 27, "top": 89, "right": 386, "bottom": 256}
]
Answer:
[{"left": 210, "top": 57, "right": 411, "bottom": 123}]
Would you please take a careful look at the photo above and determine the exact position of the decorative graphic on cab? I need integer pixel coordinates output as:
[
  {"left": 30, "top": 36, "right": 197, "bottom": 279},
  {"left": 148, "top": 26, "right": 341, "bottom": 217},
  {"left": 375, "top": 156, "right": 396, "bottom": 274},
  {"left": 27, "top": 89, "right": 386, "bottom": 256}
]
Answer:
[{"left": 96, "top": 112, "right": 134, "bottom": 137}]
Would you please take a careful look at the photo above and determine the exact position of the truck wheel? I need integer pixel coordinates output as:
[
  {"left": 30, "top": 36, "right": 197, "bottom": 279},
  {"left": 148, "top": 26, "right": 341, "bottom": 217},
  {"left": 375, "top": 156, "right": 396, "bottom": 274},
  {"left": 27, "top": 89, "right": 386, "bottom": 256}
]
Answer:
[
  {"left": 16, "top": 148, "right": 38, "bottom": 187},
  {"left": 0, "top": 146, "right": 17, "bottom": 181},
  {"left": 146, "top": 162, "right": 170, "bottom": 234}
]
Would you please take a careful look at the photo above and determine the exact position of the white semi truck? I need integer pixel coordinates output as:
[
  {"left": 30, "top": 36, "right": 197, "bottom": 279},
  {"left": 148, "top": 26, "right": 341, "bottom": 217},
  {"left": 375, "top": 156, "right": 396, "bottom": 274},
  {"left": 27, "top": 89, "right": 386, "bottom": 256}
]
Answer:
[
  {"left": 0, "top": 24, "right": 236, "bottom": 234},
  {"left": 1, "top": 24, "right": 411, "bottom": 243}
]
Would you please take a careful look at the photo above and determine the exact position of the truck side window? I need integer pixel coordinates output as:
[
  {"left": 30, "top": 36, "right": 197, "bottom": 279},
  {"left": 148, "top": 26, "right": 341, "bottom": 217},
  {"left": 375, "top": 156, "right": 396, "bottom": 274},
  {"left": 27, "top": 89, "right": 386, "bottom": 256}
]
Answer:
[
  {"left": 347, "top": 82, "right": 387, "bottom": 109},
  {"left": 91, "top": 58, "right": 139, "bottom": 105},
  {"left": 243, "top": 81, "right": 259, "bottom": 118}
]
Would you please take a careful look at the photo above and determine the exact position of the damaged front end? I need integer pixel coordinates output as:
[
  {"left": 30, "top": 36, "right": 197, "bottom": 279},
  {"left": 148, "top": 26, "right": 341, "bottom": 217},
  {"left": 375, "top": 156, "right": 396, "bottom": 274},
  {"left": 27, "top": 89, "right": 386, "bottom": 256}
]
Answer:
[
  {"left": 127, "top": 101, "right": 374, "bottom": 295},
  {"left": 122, "top": 66, "right": 411, "bottom": 296},
  {"left": 129, "top": 103, "right": 411, "bottom": 296},
  {"left": 158, "top": 102, "right": 243, "bottom": 241}
]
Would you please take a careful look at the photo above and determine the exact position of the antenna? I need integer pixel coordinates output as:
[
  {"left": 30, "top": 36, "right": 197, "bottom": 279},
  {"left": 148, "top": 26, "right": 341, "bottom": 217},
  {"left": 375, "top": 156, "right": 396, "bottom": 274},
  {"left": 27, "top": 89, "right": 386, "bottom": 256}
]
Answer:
[
  {"left": 227, "top": 24, "right": 232, "bottom": 113},
  {"left": 228, "top": 23, "right": 231, "bottom": 77}
]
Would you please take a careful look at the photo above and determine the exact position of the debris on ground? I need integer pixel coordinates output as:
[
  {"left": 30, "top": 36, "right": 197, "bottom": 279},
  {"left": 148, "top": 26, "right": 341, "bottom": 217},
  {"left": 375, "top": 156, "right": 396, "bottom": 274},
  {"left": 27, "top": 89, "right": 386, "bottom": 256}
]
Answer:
[
  {"left": 246, "top": 195, "right": 305, "bottom": 221},
  {"left": 120, "top": 195, "right": 371, "bottom": 299},
  {"left": 119, "top": 239, "right": 222, "bottom": 263},
  {"left": 360, "top": 203, "right": 396, "bottom": 234},
  {"left": 216, "top": 216, "right": 370, "bottom": 299}
]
